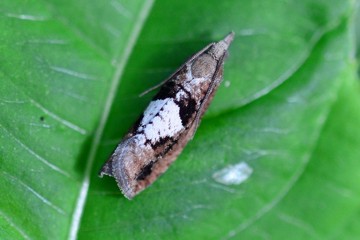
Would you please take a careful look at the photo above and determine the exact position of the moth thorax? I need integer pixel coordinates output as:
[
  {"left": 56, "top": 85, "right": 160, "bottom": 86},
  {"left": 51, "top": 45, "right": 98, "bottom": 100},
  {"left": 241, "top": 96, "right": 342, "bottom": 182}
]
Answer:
[{"left": 191, "top": 53, "right": 217, "bottom": 78}]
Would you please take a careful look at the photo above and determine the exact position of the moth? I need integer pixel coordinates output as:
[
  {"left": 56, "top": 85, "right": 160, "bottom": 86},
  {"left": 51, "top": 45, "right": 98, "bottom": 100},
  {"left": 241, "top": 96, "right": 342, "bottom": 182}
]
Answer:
[{"left": 99, "top": 32, "right": 234, "bottom": 199}]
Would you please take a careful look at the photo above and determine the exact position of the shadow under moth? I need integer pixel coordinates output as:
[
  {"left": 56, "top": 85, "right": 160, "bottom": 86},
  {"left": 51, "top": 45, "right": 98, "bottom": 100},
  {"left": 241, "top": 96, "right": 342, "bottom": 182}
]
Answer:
[{"left": 99, "top": 32, "right": 235, "bottom": 199}]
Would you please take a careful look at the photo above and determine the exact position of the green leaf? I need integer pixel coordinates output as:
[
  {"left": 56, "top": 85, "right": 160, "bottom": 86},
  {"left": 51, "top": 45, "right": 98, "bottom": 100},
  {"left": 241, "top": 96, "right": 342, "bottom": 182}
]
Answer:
[{"left": 1, "top": 0, "right": 359, "bottom": 239}]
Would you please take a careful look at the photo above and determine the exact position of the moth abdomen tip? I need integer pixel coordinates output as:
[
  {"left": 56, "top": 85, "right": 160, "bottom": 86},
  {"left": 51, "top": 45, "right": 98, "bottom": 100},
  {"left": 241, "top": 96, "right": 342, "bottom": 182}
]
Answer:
[
  {"left": 119, "top": 185, "right": 135, "bottom": 200},
  {"left": 98, "top": 161, "right": 114, "bottom": 178}
]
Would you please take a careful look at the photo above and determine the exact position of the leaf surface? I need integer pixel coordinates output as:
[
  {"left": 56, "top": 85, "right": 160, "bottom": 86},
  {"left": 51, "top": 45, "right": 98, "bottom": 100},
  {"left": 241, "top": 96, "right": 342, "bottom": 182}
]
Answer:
[{"left": 0, "top": 1, "right": 359, "bottom": 239}]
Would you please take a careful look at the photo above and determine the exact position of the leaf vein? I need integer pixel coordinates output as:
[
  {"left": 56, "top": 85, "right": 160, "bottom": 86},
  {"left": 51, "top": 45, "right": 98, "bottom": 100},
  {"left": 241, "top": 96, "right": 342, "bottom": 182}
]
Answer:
[
  {"left": 0, "top": 123, "right": 71, "bottom": 178},
  {"left": 1, "top": 171, "right": 66, "bottom": 215},
  {"left": 67, "top": 1, "right": 155, "bottom": 239},
  {"left": 0, "top": 209, "right": 31, "bottom": 240}
]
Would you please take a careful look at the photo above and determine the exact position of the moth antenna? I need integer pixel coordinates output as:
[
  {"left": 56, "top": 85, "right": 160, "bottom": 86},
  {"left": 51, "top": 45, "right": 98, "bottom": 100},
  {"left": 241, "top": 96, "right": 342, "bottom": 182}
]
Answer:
[
  {"left": 139, "top": 43, "right": 216, "bottom": 98},
  {"left": 139, "top": 79, "right": 168, "bottom": 97}
]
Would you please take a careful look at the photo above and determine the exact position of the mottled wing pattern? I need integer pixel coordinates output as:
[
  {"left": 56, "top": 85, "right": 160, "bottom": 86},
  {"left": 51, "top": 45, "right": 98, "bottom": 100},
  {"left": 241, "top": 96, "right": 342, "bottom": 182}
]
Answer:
[{"left": 99, "top": 32, "right": 234, "bottom": 199}]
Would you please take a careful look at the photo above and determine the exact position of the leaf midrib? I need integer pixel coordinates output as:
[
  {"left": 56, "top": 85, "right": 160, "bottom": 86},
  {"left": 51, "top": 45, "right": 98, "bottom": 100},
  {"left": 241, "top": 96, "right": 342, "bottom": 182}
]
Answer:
[{"left": 67, "top": 1, "right": 155, "bottom": 239}]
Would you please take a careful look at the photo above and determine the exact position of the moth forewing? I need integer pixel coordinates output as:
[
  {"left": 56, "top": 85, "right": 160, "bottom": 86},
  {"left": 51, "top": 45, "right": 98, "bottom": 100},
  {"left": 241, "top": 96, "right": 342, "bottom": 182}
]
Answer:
[{"left": 99, "top": 32, "right": 235, "bottom": 199}]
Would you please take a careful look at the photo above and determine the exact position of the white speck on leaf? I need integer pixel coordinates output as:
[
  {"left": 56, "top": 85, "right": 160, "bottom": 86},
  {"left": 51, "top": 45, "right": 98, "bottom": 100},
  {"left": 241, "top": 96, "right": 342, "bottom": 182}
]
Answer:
[{"left": 212, "top": 162, "right": 253, "bottom": 185}]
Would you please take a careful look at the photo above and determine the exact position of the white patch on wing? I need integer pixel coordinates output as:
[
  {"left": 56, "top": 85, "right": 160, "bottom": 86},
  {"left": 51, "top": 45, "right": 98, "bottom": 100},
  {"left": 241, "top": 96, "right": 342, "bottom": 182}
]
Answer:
[
  {"left": 140, "top": 99, "right": 166, "bottom": 127},
  {"left": 140, "top": 98, "right": 184, "bottom": 144},
  {"left": 134, "top": 134, "right": 147, "bottom": 147},
  {"left": 175, "top": 90, "right": 186, "bottom": 101}
]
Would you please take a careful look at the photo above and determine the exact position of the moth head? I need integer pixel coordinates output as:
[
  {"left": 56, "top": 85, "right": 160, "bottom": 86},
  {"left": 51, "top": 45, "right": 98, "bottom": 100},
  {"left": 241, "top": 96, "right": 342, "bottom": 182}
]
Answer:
[{"left": 208, "top": 31, "right": 234, "bottom": 60}]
